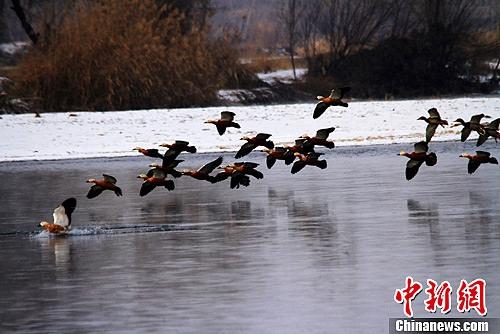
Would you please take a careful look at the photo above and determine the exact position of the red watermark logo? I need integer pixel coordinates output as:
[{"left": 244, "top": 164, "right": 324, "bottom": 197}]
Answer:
[{"left": 394, "top": 276, "right": 487, "bottom": 318}]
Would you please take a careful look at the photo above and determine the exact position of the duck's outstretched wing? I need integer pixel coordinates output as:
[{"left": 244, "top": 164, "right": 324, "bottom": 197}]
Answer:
[
  {"left": 476, "top": 151, "right": 491, "bottom": 157},
  {"left": 235, "top": 142, "right": 257, "bottom": 159},
  {"left": 230, "top": 172, "right": 250, "bottom": 189},
  {"left": 197, "top": 156, "right": 223, "bottom": 175},
  {"left": 467, "top": 160, "right": 481, "bottom": 174},
  {"left": 87, "top": 185, "right": 104, "bottom": 199},
  {"left": 53, "top": 198, "right": 77, "bottom": 227},
  {"left": 162, "top": 149, "right": 181, "bottom": 165},
  {"left": 221, "top": 111, "right": 235, "bottom": 121},
  {"left": 425, "top": 124, "right": 438, "bottom": 142},
  {"left": 216, "top": 124, "right": 226, "bottom": 135},
  {"left": 476, "top": 134, "right": 489, "bottom": 147},
  {"left": 213, "top": 171, "right": 230, "bottom": 183},
  {"left": 103, "top": 174, "right": 117, "bottom": 184},
  {"left": 405, "top": 160, "right": 424, "bottom": 180},
  {"left": 140, "top": 182, "right": 156, "bottom": 197},
  {"left": 427, "top": 108, "right": 440, "bottom": 118},
  {"left": 414, "top": 141, "right": 429, "bottom": 153},
  {"left": 255, "top": 133, "right": 272, "bottom": 140},
  {"left": 266, "top": 155, "right": 276, "bottom": 169},
  {"left": 291, "top": 161, "right": 306, "bottom": 174},
  {"left": 315, "top": 127, "right": 335, "bottom": 140},
  {"left": 470, "top": 114, "right": 485, "bottom": 124},
  {"left": 461, "top": 127, "right": 472, "bottom": 142},
  {"left": 313, "top": 102, "right": 330, "bottom": 119}
]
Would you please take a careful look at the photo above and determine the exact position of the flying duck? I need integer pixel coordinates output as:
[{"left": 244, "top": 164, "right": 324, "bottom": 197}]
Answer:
[
  {"left": 182, "top": 156, "right": 223, "bottom": 182},
  {"left": 453, "top": 114, "right": 489, "bottom": 142},
  {"left": 213, "top": 165, "right": 251, "bottom": 189},
  {"left": 398, "top": 141, "right": 437, "bottom": 180},
  {"left": 291, "top": 152, "right": 327, "bottom": 174},
  {"left": 86, "top": 174, "right": 123, "bottom": 198},
  {"left": 205, "top": 111, "right": 241, "bottom": 135},
  {"left": 459, "top": 151, "right": 498, "bottom": 174},
  {"left": 417, "top": 108, "right": 449, "bottom": 142},
  {"left": 300, "top": 127, "right": 336, "bottom": 149},
  {"left": 149, "top": 159, "right": 184, "bottom": 178},
  {"left": 39, "top": 198, "right": 77, "bottom": 234},
  {"left": 476, "top": 118, "right": 500, "bottom": 146},
  {"left": 133, "top": 147, "right": 163, "bottom": 159},
  {"left": 235, "top": 133, "right": 274, "bottom": 158},
  {"left": 137, "top": 167, "right": 175, "bottom": 196},
  {"left": 228, "top": 162, "right": 264, "bottom": 179},
  {"left": 159, "top": 140, "right": 197, "bottom": 163},
  {"left": 313, "top": 87, "right": 350, "bottom": 119},
  {"left": 263, "top": 146, "right": 295, "bottom": 168},
  {"left": 285, "top": 138, "right": 315, "bottom": 154}
]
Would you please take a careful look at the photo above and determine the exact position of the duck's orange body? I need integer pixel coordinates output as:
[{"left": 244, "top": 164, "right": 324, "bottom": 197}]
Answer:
[
  {"left": 400, "top": 152, "right": 427, "bottom": 161},
  {"left": 92, "top": 179, "right": 120, "bottom": 192},
  {"left": 40, "top": 223, "right": 67, "bottom": 234}
]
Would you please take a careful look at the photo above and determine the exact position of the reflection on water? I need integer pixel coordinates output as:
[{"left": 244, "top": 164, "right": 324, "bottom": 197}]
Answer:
[{"left": 0, "top": 142, "right": 500, "bottom": 333}]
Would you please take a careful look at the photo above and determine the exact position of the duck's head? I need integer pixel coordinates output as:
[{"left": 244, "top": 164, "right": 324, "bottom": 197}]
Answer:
[
  {"left": 137, "top": 174, "right": 148, "bottom": 180},
  {"left": 39, "top": 221, "right": 49, "bottom": 227},
  {"left": 417, "top": 116, "right": 427, "bottom": 121},
  {"left": 133, "top": 147, "right": 142, "bottom": 151},
  {"left": 149, "top": 163, "right": 161, "bottom": 168},
  {"left": 261, "top": 148, "right": 272, "bottom": 154},
  {"left": 205, "top": 119, "right": 216, "bottom": 124},
  {"left": 181, "top": 169, "right": 192, "bottom": 175},
  {"left": 398, "top": 150, "right": 406, "bottom": 156},
  {"left": 459, "top": 153, "right": 469, "bottom": 158},
  {"left": 159, "top": 143, "right": 171, "bottom": 148},
  {"left": 240, "top": 136, "right": 250, "bottom": 141},
  {"left": 86, "top": 178, "right": 96, "bottom": 183}
]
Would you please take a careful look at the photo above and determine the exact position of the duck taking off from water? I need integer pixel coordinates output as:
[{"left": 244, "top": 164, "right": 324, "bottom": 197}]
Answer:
[
  {"left": 39, "top": 198, "right": 77, "bottom": 234},
  {"left": 133, "top": 147, "right": 163, "bottom": 159},
  {"left": 476, "top": 118, "right": 500, "bottom": 147},
  {"left": 459, "top": 151, "right": 498, "bottom": 174},
  {"left": 205, "top": 111, "right": 241, "bottom": 135},
  {"left": 263, "top": 146, "right": 295, "bottom": 169},
  {"left": 235, "top": 133, "right": 274, "bottom": 159},
  {"left": 417, "top": 108, "right": 448, "bottom": 142},
  {"left": 291, "top": 152, "right": 327, "bottom": 174},
  {"left": 300, "top": 127, "right": 336, "bottom": 149},
  {"left": 182, "top": 156, "right": 223, "bottom": 183},
  {"left": 86, "top": 174, "right": 123, "bottom": 198},
  {"left": 313, "top": 87, "right": 350, "bottom": 119},
  {"left": 452, "top": 114, "right": 489, "bottom": 142},
  {"left": 398, "top": 141, "right": 437, "bottom": 180},
  {"left": 137, "top": 168, "right": 175, "bottom": 196}
]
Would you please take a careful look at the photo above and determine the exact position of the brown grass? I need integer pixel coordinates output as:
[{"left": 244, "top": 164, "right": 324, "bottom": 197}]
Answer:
[{"left": 12, "top": 0, "right": 249, "bottom": 111}]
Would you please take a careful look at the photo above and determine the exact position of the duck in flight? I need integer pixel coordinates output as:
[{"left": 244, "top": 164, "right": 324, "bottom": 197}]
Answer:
[
  {"left": 263, "top": 146, "right": 295, "bottom": 169},
  {"left": 452, "top": 114, "right": 489, "bottom": 142},
  {"left": 313, "top": 87, "right": 350, "bottom": 119},
  {"left": 159, "top": 140, "right": 197, "bottom": 163},
  {"left": 213, "top": 165, "right": 251, "bottom": 189},
  {"left": 86, "top": 174, "right": 123, "bottom": 198},
  {"left": 235, "top": 133, "right": 274, "bottom": 159},
  {"left": 137, "top": 167, "right": 175, "bottom": 196},
  {"left": 39, "top": 198, "right": 77, "bottom": 234},
  {"left": 133, "top": 147, "right": 163, "bottom": 159},
  {"left": 291, "top": 152, "right": 327, "bottom": 174},
  {"left": 459, "top": 151, "right": 498, "bottom": 174},
  {"left": 149, "top": 158, "right": 184, "bottom": 178},
  {"left": 300, "top": 127, "right": 336, "bottom": 149},
  {"left": 182, "top": 156, "right": 223, "bottom": 183},
  {"left": 417, "top": 108, "right": 448, "bottom": 142},
  {"left": 476, "top": 118, "right": 500, "bottom": 146},
  {"left": 398, "top": 141, "right": 437, "bottom": 180},
  {"left": 205, "top": 111, "right": 241, "bottom": 135}
]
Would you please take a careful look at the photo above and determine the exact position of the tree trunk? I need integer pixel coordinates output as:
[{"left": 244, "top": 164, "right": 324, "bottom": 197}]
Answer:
[{"left": 11, "top": 0, "right": 38, "bottom": 44}]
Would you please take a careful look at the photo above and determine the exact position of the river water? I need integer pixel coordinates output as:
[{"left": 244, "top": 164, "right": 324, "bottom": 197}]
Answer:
[{"left": 0, "top": 141, "right": 499, "bottom": 333}]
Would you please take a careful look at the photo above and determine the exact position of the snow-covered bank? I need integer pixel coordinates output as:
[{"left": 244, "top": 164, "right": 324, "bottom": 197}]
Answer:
[{"left": 0, "top": 97, "right": 499, "bottom": 162}]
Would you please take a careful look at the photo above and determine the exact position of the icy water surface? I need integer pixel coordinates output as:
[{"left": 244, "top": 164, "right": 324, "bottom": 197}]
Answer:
[{"left": 0, "top": 141, "right": 499, "bottom": 333}]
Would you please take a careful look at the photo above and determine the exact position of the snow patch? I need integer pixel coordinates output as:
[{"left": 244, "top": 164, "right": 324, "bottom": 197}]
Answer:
[{"left": 0, "top": 97, "right": 499, "bottom": 162}]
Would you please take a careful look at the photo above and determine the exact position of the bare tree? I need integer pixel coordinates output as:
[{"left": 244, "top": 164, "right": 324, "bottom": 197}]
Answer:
[
  {"left": 279, "top": 0, "right": 299, "bottom": 80},
  {"left": 298, "top": 0, "right": 322, "bottom": 69},
  {"left": 10, "top": 0, "right": 39, "bottom": 44}
]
